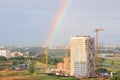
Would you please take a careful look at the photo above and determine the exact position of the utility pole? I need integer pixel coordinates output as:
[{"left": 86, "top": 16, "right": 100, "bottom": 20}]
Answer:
[{"left": 95, "top": 28, "right": 105, "bottom": 75}]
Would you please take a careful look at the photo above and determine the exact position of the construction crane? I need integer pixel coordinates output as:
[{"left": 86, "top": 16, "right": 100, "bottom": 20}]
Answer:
[
  {"left": 46, "top": 47, "right": 48, "bottom": 71},
  {"left": 65, "top": 46, "right": 68, "bottom": 57},
  {"left": 95, "top": 28, "right": 105, "bottom": 75}
]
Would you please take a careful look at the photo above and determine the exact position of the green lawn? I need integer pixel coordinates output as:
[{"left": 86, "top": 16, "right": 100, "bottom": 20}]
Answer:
[
  {"left": 105, "top": 59, "right": 120, "bottom": 66},
  {"left": 101, "top": 58, "right": 120, "bottom": 72}
]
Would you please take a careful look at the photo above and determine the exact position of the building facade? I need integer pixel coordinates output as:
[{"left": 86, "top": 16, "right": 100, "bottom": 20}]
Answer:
[
  {"left": 64, "top": 57, "right": 70, "bottom": 73},
  {"left": 56, "top": 62, "right": 64, "bottom": 72},
  {"left": 11, "top": 52, "right": 23, "bottom": 57},
  {"left": 70, "top": 36, "right": 95, "bottom": 77},
  {"left": 0, "top": 48, "right": 10, "bottom": 58}
]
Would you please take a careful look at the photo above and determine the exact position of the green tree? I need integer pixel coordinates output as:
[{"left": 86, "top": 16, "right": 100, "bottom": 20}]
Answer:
[
  {"left": 49, "top": 57, "right": 63, "bottom": 65},
  {"left": 9, "top": 56, "right": 25, "bottom": 61},
  {"left": 116, "top": 71, "right": 120, "bottom": 76},
  {"left": 28, "top": 62, "right": 35, "bottom": 74},
  {"left": 92, "top": 78, "right": 99, "bottom": 80},
  {"left": 98, "top": 58, "right": 105, "bottom": 63},
  {"left": 98, "top": 68, "right": 107, "bottom": 73},
  {"left": 110, "top": 76, "right": 120, "bottom": 80},
  {"left": 12, "top": 61, "right": 18, "bottom": 66},
  {"left": 0, "top": 56, "right": 7, "bottom": 61}
]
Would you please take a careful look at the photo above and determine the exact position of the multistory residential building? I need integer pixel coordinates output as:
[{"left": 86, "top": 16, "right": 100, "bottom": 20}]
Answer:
[{"left": 70, "top": 36, "right": 95, "bottom": 77}]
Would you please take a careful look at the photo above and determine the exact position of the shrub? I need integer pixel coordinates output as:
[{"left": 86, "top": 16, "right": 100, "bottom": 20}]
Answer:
[
  {"left": 110, "top": 75, "right": 120, "bottom": 80},
  {"left": 28, "top": 62, "right": 35, "bottom": 74}
]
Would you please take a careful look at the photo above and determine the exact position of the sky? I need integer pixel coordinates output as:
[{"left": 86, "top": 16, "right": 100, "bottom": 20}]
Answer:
[{"left": 0, "top": 0, "right": 120, "bottom": 46}]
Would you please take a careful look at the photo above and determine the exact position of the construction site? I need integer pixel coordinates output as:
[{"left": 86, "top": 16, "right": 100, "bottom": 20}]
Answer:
[{"left": 47, "top": 28, "right": 113, "bottom": 80}]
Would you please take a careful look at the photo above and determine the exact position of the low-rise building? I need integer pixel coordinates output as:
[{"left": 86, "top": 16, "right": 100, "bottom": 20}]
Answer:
[
  {"left": 11, "top": 52, "right": 23, "bottom": 57},
  {"left": 0, "top": 47, "right": 10, "bottom": 58},
  {"left": 64, "top": 57, "right": 70, "bottom": 73},
  {"left": 56, "top": 62, "right": 64, "bottom": 72}
]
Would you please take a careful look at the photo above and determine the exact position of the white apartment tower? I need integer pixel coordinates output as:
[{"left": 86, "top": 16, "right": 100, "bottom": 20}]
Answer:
[{"left": 70, "top": 36, "right": 95, "bottom": 77}]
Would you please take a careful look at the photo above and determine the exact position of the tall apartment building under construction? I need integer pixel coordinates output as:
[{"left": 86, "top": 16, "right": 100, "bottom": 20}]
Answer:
[{"left": 70, "top": 36, "right": 96, "bottom": 77}]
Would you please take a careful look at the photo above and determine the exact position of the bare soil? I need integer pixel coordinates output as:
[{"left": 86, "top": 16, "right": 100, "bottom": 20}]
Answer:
[
  {"left": 0, "top": 70, "right": 34, "bottom": 80},
  {"left": 0, "top": 76, "right": 34, "bottom": 80}
]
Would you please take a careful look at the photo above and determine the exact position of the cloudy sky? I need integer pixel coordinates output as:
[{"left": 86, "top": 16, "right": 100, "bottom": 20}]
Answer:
[{"left": 0, "top": 0, "right": 120, "bottom": 46}]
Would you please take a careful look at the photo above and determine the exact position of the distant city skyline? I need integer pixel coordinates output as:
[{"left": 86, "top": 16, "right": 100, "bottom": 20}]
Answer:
[{"left": 0, "top": 0, "right": 120, "bottom": 46}]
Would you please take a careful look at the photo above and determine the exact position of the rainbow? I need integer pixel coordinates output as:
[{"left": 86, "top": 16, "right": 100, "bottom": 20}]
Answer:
[{"left": 46, "top": 0, "right": 71, "bottom": 47}]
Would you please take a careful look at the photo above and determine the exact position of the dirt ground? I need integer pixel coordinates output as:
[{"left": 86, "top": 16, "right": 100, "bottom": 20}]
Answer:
[
  {"left": 0, "top": 76, "right": 34, "bottom": 80},
  {"left": 0, "top": 70, "right": 34, "bottom": 80}
]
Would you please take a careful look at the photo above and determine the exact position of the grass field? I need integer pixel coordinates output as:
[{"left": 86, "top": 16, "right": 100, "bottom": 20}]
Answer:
[
  {"left": 101, "top": 58, "right": 120, "bottom": 72},
  {"left": 0, "top": 70, "right": 77, "bottom": 80},
  {"left": 33, "top": 75, "right": 77, "bottom": 80},
  {"left": 105, "top": 58, "right": 120, "bottom": 66}
]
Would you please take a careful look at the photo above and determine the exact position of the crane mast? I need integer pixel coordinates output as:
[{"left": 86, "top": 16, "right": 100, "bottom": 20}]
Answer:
[
  {"left": 95, "top": 28, "right": 105, "bottom": 75},
  {"left": 65, "top": 46, "right": 68, "bottom": 57},
  {"left": 46, "top": 48, "right": 48, "bottom": 71}
]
